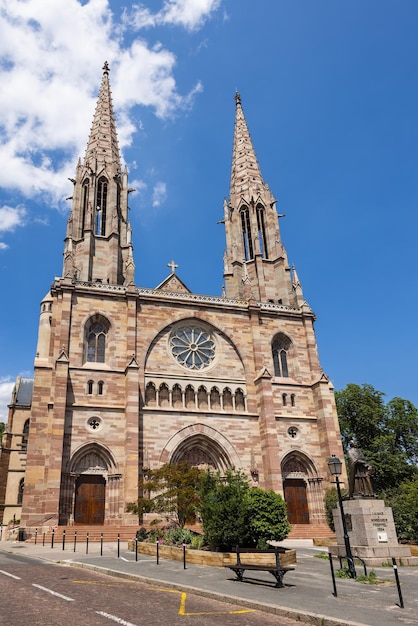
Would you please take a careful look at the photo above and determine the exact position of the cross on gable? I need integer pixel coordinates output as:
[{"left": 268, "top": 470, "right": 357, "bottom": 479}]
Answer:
[{"left": 167, "top": 260, "right": 178, "bottom": 273}]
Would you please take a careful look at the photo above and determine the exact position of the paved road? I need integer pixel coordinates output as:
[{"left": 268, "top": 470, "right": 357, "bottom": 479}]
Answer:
[{"left": 0, "top": 551, "right": 302, "bottom": 626}]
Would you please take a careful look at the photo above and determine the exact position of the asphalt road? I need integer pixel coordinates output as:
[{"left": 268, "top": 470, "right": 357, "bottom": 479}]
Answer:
[{"left": 0, "top": 551, "right": 302, "bottom": 626}]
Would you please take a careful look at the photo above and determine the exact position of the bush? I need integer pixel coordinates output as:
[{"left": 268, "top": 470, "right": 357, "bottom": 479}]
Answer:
[
  {"left": 164, "top": 527, "right": 194, "bottom": 546},
  {"left": 199, "top": 468, "right": 251, "bottom": 550},
  {"left": 382, "top": 477, "right": 418, "bottom": 542},
  {"left": 198, "top": 470, "right": 291, "bottom": 550},
  {"left": 136, "top": 527, "right": 148, "bottom": 541},
  {"left": 247, "top": 488, "right": 291, "bottom": 547}
]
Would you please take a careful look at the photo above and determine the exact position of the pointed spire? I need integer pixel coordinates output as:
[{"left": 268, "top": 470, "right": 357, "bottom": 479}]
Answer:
[
  {"left": 84, "top": 61, "right": 121, "bottom": 172},
  {"left": 230, "top": 92, "right": 264, "bottom": 199}
]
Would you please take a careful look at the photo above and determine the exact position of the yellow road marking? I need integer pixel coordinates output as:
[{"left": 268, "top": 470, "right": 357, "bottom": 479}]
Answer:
[{"left": 149, "top": 587, "right": 254, "bottom": 616}]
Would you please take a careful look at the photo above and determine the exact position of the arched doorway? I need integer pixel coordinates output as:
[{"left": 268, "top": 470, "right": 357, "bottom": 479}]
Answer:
[
  {"left": 61, "top": 443, "right": 120, "bottom": 526},
  {"left": 282, "top": 453, "right": 323, "bottom": 525},
  {"left": 74, "top": 475, "right": 106, "bottom": 524},
  {"left": 283, "top": 477, "right": 309, "bottom": 524}
]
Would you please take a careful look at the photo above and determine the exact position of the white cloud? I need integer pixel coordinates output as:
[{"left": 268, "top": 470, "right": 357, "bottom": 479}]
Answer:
[
  {"left": 152, "top": 181, "right": 167, "bottom": 207},
  {"left": 131, "top": 0, "right": 222, "bottom": 31},
  {"left": 0, "top": 206, "right": 27, "bottom": 232},
  {"left": 0, "top": 242, "right": 8, "bottom": 250},
  {"left": 0, "top": 0, "right": 221, "bottom": 208},
  {"left": 0, "top": 378, "right": 14, "bottom": 422}
]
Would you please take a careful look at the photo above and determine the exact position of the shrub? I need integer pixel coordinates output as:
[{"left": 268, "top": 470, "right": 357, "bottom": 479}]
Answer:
[
  {"left": 324, "top": 487, "right": 346, "bottom": 532},
  {"left": 247, "top": 488, "right": 291, "bottom": 547}
]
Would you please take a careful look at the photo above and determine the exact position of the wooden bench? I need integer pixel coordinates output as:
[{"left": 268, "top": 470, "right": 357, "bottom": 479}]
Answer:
[{"left": 225, "top": 546, "right": 295, "bottom": 588}]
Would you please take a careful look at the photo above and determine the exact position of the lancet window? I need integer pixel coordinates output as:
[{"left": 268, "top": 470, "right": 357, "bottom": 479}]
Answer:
[
  {"left": 81, "top": 178, "right": 89, "bottom": 231},
  {"left": 95, "top": 177, "right": 108, "bottom": 236},
  {"left": 272, "top": 333, "right": 291, "bottom": 377},
  {"left": 85, "top": 315, "right": 110, "bottom": 363},
  {"left": 240, "top": 204, "right": 253, "bottom": 261},
  {"left": 256, "top": 204, "right": 268, "bottom": 259}
]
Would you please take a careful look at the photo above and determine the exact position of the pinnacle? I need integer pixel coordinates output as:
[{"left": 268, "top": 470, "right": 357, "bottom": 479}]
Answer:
[{"left": 230, "top": 93, "right": 264, "bottom": 199}]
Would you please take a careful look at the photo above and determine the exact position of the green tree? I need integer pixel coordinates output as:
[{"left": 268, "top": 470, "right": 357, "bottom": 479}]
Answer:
[
  {"left": 247, "top": 488, "right": 290, "bottom": 548},
  {"left": 381, "top": 477, "right": 418, "bottom": 542},
  {"left": 335, "top": 384, "right": 418, "bottom": 491},
  {"left": 198, "top": 468, "right": 251, "bottom": 550},
  {"left": 126, "top": 462, "right": 202, "bottom": 528}
]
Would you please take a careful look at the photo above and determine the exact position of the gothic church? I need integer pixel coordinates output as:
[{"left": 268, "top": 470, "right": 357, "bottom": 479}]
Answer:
[{"left": 0, "top": 64, "right": 344, "bottom": 536}]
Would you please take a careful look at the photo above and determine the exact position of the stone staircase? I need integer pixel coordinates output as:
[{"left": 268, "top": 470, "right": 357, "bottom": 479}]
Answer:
[{"left": 288, "top": 523, "right": 334, "bottom": 540}]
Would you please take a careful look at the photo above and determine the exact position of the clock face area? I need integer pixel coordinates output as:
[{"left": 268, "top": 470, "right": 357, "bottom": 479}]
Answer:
[{"left": 169, "top": 325, "right": 216, "bottom": 371}]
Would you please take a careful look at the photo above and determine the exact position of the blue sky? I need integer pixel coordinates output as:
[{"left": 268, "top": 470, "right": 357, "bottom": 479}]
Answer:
[{"left": 1, "top": 0, "right": 418, "bottom": 420}]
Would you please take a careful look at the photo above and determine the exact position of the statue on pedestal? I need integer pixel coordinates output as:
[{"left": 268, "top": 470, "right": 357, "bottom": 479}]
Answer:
[{"left": 347, "top": 440, "right": 375, "bottom": 498}]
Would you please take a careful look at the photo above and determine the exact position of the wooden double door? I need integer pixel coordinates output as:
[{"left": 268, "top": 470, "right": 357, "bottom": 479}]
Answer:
[
  {"left": 74, "top": 475, "right": 106, "bottom": 525},
  {"left": 283, "top": 478, "right": 310, "bottom": 524}
]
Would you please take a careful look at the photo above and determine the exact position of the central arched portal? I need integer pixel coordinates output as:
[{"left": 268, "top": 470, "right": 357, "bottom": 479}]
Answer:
[
  {"left": 74, "top": 474, "right": 106, "bottom": 525},
  {"left": 281, "top": 452, "right": 325, "bottom": 526}
]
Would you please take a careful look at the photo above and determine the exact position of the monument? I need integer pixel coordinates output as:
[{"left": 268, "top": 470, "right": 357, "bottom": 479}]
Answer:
[{"left": 330, "top": 443, "right": 414, "bottom": 567}]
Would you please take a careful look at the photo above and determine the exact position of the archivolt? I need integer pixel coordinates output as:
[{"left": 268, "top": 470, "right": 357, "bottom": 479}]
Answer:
[{"left": 159, "top": 423, "right": 241, "bottom": 472}]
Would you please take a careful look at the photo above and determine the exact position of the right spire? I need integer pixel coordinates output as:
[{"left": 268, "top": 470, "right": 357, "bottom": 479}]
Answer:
[
  {"left": 223, "top": 94, "right": 304, "bottom": 307},
  {"left": 230, "top": 92, "right": 264, "bottom": 199}
]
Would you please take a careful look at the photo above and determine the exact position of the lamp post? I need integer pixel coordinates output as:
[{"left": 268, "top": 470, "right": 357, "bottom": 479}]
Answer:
[{"left": 327, "top": 455, "right": 356, "bottom": 578}]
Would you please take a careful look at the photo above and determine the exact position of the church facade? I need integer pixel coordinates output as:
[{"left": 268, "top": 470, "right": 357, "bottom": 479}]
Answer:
[{"left": 0, "top": 65, "right": 344, "bottom": 534}]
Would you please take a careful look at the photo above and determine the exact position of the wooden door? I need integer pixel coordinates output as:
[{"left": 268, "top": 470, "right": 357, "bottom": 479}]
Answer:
[
  {"left": 283, "top": 479, "right": 310, "bottom": 524},
  {"left": 74, "top": 475, "right": 106, "bottom": 525}
]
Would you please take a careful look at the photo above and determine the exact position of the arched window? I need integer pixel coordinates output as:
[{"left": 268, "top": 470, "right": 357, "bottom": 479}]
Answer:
[
  {"left": 282, "top": 393, "right": 287, "bottom": 406},
  {"left": 210, "top": 387, "right": 221, "bottom": 410},
  {"left": 291, "top": 393, "right": 295, "bottom": 407},
  {"left": 145, "top": 382, "right": 156, "bottom": 406},
  {"left": 223, "top": 388, "right": 233, "bottom": 409},
  {"left": 240, "top": 204, "right": 253, "bottom": 261},
  {"left": 256, "top": 204, "right": 268, "bottom": 259},
  {"left": 159, "top": 383, "right": 169, "bottom": 407},
  {"left": 17, "top": 478, "right": 24, "bottom": 505},
  {"left": 85, "top": 315, "right": 110, "bottom": 363},
  {"left": 82, "top": 178, "right": 89, "bottom": 231},
  {"left": 235, "top": 389, "right": 246, "bottom": 411},
  {"left": 197, "top": 386, "right": 208, "bottom": 409},
  {"left": 98, "top": 381, "right": 104, "bottom": 395},
  {"left": 172, "top": 384, "right": 183, "bottom": 408},
  {"left": 95, "top": 177, "right": 108, "bottom": 236},
  {"left": 185, "top": 385, "right": 195, "bottom": 409},
  {"left": 22, "top": 419, "right": 30, "bottom": 451},
  {"left": 272, "top": 333, "right": 291, "bottom": 377},
  {"left": 87, "top": 380, "right": 94, "bottom": 395}
]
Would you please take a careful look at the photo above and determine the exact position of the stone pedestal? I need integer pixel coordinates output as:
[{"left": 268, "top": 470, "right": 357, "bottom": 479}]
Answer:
[{"left": 329, "top": 498, "right": 413, "bottom": 566}]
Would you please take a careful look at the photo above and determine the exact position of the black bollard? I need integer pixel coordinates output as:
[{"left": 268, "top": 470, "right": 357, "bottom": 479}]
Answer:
[
  {"left": 183, "top": 544, "right": 187, "bottom": 570},
  {"left": 156, "top": 541, "right": 159, "bottom": 565},
  {"left": 117, "top": 533, "right": 120, "bottom": 558},
  {"left": 42, "top": 532, "right": 45, "bottom": 546},
  {"left": 135, "top": 538, "right": 138, "bottom": 562},
  {"left": 392, "top": 557, "right": 404, "bottom": 608},
  {"left": 100, "top": 533, "right": 103, "bottom": 556},
  {"left": 86, "top": 532, "right": 89, "bottom": 554},
  {"left": 328, "top": 553, "right": 338, "bottom": 597},
  {"left": 62, "top": 530, "right": 66, "bottom": 551},
  {"left": 34, "top": 528, "right": 38, "bottom": 545},
  {"left": 51, "top": 528, "right": 55, "bottom": 549},
  {"left": 73, "top": 531, "right": 77, "bottom": 552}
]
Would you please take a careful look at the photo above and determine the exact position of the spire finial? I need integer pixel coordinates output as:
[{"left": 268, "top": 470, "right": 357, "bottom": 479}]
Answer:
[
  {"left": 103, "top": 61, "right": 110, "bottom": 75},
  {"left": 235, "top": 91, "right": 241, "bottom": 106}
]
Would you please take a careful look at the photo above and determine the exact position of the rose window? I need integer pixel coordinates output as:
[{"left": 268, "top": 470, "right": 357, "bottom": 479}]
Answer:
[{"left": 170, "top": 326, "right": 215, "bottom": 370}]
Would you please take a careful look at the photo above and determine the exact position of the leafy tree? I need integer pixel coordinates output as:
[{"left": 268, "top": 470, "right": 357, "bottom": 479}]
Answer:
[
  {"left": 335, "top": 384, "right": 418, "bottom": 491},
  {"left": 381, "top": 477, "right": 418, "bottom": 542},
  {"left": 247, "top": 488, "right": 290, "bottom": 548},
  {"left": 126, "top": 462, "right": 202, "bottom": 528},
  {"left": 199, "top": 468, "right": 251, "bottom": 550}
]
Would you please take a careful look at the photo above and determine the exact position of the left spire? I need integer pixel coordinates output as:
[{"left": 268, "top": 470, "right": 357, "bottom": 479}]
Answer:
[{"left": 63, "top": 63, "right": 134, "bottom": 286}]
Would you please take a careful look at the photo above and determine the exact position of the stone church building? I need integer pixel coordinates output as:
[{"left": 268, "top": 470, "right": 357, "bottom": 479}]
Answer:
[{"left": 0, "top": 64, "right": 344, "bottom": 536}]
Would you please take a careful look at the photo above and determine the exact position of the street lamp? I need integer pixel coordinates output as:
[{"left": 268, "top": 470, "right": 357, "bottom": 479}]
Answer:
[{"left": 327, "top": 455, "right": 356, "bottom": 578}]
